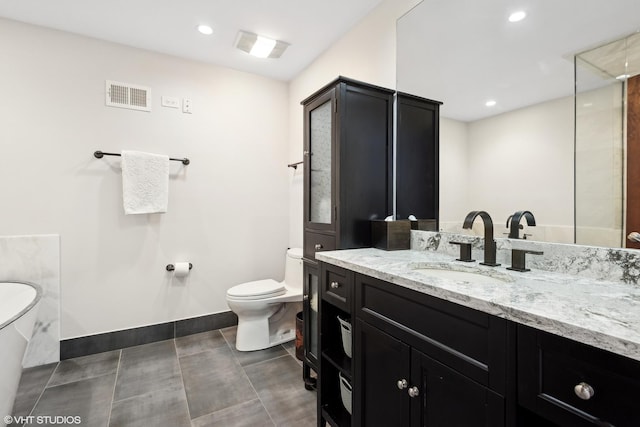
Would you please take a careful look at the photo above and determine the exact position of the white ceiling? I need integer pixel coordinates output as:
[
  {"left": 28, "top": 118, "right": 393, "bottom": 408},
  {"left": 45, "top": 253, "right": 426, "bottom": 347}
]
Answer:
[
  {"left": 397, "top": 0, "right": 640, "bottom": 122},
  {"left": 0, "top": 0, "right": 383, "bottom": 81}
]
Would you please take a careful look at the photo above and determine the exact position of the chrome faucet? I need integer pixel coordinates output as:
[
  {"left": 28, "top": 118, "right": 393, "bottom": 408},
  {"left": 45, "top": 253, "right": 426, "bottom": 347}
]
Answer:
[
  {"left": 463, "top": 211, "right": 500, "bottom": 266},
  {"left": 506, "top": 211, "right": 536, "bottom": 239}
]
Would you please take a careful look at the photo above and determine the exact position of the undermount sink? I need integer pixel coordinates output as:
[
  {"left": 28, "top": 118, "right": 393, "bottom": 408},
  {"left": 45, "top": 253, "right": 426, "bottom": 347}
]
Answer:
[{"left": 409, "top": 262, "right": 514, "bottom": 285}]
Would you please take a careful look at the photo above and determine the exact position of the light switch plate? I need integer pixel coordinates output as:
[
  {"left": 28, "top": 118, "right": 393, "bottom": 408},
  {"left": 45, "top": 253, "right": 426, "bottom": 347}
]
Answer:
[
  {"left": 161, "top": 96, "right": 179, "bottom": 108},
  {"left": 183, "top": 98, "right": 192, "bottom": 114}
]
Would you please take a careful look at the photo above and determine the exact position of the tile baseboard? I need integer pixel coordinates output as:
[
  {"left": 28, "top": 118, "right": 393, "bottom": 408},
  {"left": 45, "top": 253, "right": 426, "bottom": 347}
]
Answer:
[{"left": 60, "top": 311, "right": 238, "bottom": 360}]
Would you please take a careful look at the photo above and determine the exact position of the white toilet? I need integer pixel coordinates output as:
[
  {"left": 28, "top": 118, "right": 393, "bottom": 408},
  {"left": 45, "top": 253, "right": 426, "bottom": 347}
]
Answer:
[{"left": 226, "top": 248, "right": 303, "bottom": 351}]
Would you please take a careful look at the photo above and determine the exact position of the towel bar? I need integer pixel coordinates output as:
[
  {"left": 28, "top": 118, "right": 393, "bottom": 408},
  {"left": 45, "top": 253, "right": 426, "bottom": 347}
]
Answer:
[{"left": 94, "top": 150, "right": 190, "bottom": 165}]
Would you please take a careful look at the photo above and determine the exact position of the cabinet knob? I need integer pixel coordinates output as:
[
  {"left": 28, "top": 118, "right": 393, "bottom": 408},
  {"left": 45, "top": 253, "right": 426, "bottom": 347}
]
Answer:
[
  {"left": 303, "top": 295, "right": 309, "bottom": 301},
  {"left": 408, "top": 386, "right": 420, "bottom": 398},
  {"left": 303, "top": 150, "right": 310, "bottom": 156},
  {"left": 397, "top": 379, "right": 408, "bottom": 389},
  {"left": 574, "top": 382, "right": 595, "bottom": 400},
  {"left": 314, "top": 244, "right": 323, "bottom": 250},
  {"left": 330, "top": 281, "right": 340, "bottom": 289}
]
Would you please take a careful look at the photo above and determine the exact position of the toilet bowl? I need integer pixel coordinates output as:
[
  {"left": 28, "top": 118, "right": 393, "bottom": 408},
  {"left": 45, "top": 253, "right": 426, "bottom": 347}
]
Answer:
[{"left": 226, "top": 248, "right": 303, "bottom": 351}]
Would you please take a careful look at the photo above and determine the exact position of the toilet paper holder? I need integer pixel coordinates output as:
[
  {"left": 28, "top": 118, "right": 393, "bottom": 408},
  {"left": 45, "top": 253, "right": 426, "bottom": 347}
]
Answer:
[{"left": 166, "top": 263, "right": 193, "bottom": 272}]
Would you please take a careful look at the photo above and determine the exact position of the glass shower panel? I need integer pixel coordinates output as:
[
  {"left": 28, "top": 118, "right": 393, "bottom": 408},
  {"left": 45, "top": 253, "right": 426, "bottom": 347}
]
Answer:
[
  {"left": 575, "top": 42, "right": 625, "bottom": 247},
  {"left": 309, "top": 100, "right": 332, "bottom": 224}
]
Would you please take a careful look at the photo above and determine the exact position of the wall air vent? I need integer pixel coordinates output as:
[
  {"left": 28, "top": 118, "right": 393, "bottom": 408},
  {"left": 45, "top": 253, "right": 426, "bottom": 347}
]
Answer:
[{"left": 105, "top": 80, "right": 151, "bottom": 112}]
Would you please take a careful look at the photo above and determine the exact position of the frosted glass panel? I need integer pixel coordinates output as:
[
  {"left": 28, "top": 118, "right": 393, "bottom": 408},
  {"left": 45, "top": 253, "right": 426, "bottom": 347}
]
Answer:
[{"left": 309, "top": 100, "right": 332, "bottom": 224}]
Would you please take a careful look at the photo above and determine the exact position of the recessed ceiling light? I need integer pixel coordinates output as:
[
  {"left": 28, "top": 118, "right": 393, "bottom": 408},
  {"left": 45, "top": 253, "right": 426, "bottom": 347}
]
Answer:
[
  {"left": 235, "top": 31, "right": 289, "bottom": 59},
  {"left": 508, "top": 11, "right": 527, "bottom": 22},
  {"left": 485, "top": 100, "right": 497, "bottom": 107},
  {"left": 197, "top": 25, "right": 213, "bottom": 35},
  {"left": 250, "top": 36, "right": 277, "bottom": 58}
]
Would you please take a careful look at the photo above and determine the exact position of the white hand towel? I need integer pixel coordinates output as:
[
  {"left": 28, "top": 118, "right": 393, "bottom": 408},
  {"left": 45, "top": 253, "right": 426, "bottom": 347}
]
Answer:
[{"left": 121, "top": 150, "right": 169, "bottom": 215}]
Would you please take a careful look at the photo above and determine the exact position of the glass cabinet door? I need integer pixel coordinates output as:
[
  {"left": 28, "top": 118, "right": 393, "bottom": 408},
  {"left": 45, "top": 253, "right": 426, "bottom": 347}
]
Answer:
[
  {"left": 309, "top": 271, "right": 318, "bottom": 362},
  {"left": 304, "top": 89, "right": 335, "bottom": 231},
  {"left": 303, "top": 262, "right": 319, "bottom": 367}
]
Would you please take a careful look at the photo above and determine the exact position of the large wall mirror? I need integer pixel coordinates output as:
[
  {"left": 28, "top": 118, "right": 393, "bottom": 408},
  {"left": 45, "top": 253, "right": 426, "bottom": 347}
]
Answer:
[{"left": 397, "top": 0, "right": 640, "bottom": 248}]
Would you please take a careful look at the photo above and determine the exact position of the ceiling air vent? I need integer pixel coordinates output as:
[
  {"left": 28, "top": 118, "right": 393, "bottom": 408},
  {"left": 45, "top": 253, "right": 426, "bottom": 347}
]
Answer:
[{"left": 105, "top": 80, "right": 151, "bottom": 112}]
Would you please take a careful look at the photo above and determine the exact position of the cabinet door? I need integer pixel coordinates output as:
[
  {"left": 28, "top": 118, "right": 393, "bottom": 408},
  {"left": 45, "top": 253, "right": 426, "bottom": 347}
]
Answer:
[
  {"left": 518, "top": 325, "right": 640, "bottom": 427},
  {"left": 302, "top": 261, "right": 319, "bottom": 369},
  {"left": 336, "top": 83, "right": 393, "bottom": 248},
  {"left": 396, "top": 93, "right": 440, "bottom": 222},
  {"left": 304, "top": 88, "right": 336, "bottom": 233},
  {"left": 354, "top": 320, "right": 411, "bottom": 427},
  {"left": 411, "top": 350, "right": 505, "bottom": 427}
]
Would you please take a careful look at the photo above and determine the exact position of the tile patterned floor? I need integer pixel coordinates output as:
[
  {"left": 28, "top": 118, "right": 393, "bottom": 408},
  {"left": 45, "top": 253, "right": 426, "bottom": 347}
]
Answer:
[{"left": 11, "top": 327, "right": 317, "bottom": 427}]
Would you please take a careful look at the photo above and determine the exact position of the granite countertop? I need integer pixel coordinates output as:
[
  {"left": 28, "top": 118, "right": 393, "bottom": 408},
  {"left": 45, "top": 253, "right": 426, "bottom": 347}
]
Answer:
[{"left": 316, "top": 247, "right": 640, "bottom": 362}]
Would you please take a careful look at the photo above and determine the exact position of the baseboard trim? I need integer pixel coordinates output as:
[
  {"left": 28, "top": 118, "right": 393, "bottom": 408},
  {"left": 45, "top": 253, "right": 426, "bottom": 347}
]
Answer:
[{"left": 60, "top": 311, "right": 238, "bottom": 360}]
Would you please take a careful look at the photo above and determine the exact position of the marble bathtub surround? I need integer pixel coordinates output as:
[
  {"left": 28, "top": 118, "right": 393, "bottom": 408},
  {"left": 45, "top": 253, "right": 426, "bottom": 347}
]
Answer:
[
  {"left": 316, "top": 244, "right": 640, "bottom": 362},
  {"left": 0, "top": 235, "right": 60, "bottom": 367},
  {"left": 411, "top": 230, "right": 640, "bottom": 285}
]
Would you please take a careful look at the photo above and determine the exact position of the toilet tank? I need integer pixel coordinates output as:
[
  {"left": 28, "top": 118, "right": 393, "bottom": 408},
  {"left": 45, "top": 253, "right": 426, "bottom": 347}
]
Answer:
[{"left": 284, "top": 248, "right": 303, "bottom": 289}]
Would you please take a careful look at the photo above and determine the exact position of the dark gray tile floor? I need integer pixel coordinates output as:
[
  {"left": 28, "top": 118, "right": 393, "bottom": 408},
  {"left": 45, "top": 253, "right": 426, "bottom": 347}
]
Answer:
[{"left": 11, "top": 327, "right": 316, "bottom": 427}]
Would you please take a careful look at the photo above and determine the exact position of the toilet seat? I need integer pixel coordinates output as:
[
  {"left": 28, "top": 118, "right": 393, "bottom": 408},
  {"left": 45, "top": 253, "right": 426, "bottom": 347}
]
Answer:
[{"left": 226, "top": 279, "right": 286, "bottom": 300}]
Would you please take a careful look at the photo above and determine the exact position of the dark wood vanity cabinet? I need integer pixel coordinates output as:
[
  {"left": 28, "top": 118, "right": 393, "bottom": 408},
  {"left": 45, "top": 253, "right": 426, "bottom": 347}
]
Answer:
[
  {"left": 316, "top": 261, "right": 640, "bottom": 427},
  {"left": 316, "top": 266, "right": 514, "bottom": 427},
  {"left": 353, "top": 273, "right": 510, "bottom": 427}
]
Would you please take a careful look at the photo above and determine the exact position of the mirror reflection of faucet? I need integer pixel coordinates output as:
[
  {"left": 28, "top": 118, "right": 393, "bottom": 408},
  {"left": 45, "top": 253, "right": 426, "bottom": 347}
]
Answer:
[{"left": 506, "top": 210, "right": 536, "bottom": 239}]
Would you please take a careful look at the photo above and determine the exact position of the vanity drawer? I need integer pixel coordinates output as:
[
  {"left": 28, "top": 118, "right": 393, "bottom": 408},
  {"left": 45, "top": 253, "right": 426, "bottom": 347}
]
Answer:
[
  {"left": 321, "top": 263, "right": 353, "bottom": 312},
  {"left": 518, "top": 325, "right": 640, "bottom": 427},
  {"left": 355, "top": 273, "right": 508, "bottom": 391},
  {"left": 304, "top": 231, "right": 336, "bottom": 261}
]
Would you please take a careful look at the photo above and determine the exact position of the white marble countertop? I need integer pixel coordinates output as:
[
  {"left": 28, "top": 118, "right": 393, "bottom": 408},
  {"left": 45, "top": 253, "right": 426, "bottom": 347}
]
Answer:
[{"left": 316, "top": 248, "right": 640, "bottom": 362}]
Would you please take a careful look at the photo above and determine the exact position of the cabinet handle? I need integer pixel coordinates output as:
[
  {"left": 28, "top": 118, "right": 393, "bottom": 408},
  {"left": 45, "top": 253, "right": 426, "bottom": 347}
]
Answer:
[
  {"left": 330, "top": 281, "right": 340, "bottom": 289},
  {"left": 314, "top": 244, "right": 323, "bottom": 250},
  {"left": 397, "top": 379, "right": 408, "bottom": 389},
  {"left": 408, "top": 386, "right": 420, "bottom": 398},
  {"left": 574, "top": 382, "right": 595, "bottom": 400}
]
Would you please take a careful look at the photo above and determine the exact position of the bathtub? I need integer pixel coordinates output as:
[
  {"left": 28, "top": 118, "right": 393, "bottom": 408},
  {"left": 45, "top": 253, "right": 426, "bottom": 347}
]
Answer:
[{"left": 0, "top": 281, "right": 42, "bottom": 422}]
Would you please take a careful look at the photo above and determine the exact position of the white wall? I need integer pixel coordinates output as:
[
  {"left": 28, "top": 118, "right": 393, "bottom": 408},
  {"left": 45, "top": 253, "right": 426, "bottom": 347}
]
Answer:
[
  {"left": 0, "top": 18, "right": 290, "bottom": 339},
  {"left": 465, "top": 96, "right": 575, "bottom": 242},
  {"left": 438, "top": 118, "right": 470, "bottom": 232},
  {"left": 287, "top": 0, "right": 422, "bottom": 249}
]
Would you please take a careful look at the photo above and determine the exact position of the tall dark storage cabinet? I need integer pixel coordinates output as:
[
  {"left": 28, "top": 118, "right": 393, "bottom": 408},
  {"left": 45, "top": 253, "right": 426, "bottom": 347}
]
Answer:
[
  {"left": 300, "top": 77, "right": 394, "bottom": 390},
  {"left": 395, "top": 93, "right": 442, "bottom": 225}
]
